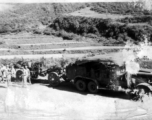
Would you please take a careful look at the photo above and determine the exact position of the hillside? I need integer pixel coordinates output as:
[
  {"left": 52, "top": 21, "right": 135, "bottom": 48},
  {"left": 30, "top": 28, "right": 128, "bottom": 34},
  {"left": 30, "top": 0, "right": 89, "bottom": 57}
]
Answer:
[
  {"left": 0, "top": 2, "right": 152, "bottom": 45},
  {"left": 46, "top": 2, "right": 152, "bottom": 44},
  {"left": 48, "top": 15, "right": 152, "bottom": 43},
  {"left": 90, "top": 2, "right": 145, "bottom": 15},
  {"left": 0, "top": 3, "right": 87, "bottom": 34}
]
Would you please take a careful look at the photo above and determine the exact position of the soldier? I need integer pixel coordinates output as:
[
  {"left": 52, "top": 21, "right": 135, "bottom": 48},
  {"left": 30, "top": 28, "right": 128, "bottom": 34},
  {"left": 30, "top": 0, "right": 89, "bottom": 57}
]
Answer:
[
  {"left": 0, "top": 65, "right": 3, "bottom": 82},
  {"left": 6, "top": 65, "right": 12, "bottom": 87},
  {"left": 22, "top": 65, "right": 31, "bottom": 87},
  {"left": 25, "top": 65, "right": 31, "bottom": 84},
  {"left": 1, "top": 64, "right": 7, "bottom": 83},
  {"left": 21, "top": 66, "right": 27, "bottom": 87},
  {"left": 60, "top": 68, "right": 69, "bottom": 82},
  {"left": 11, "top": 65, "right": 16, "bottom": 82}
]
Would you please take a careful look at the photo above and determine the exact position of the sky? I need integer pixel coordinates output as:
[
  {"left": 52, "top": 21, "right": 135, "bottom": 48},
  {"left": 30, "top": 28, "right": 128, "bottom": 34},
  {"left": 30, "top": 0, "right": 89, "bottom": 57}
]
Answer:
[{"left": 0, "top": 0, "right": 138, "bottom": 3}]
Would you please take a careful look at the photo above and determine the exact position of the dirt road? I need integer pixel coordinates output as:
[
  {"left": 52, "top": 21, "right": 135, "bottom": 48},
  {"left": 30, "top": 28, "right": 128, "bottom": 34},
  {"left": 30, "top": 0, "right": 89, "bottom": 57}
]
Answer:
[
  {"left": 17, "top": 42, "right": 87, "bottom": 45},
  {"left": 0, "top": 82, "right": 152, "bottom": 120},
  {"left": 0, "top": 46, "right": 130, "bottom": 51},
  {"left": 24, "top": 46, "right": 127, "bottom": 51},
  {"left": 0, "top": 54, "right": 87, "bottom": 59}
]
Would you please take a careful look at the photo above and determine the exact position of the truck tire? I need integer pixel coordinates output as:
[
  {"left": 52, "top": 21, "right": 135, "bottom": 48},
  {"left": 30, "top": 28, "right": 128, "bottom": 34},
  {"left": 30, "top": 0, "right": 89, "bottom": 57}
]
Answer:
[
  {"left": 137, "top": 86, "right": 149, "bottom": 95},
  {"left": 88, "top": 81, "right": 98, "bottom": 93},
  {"left": 48, "top": 72, "right": 60, "bottom": 87},
  {"left": 75, "top": 80, "right": 86, "bottom": 92}
]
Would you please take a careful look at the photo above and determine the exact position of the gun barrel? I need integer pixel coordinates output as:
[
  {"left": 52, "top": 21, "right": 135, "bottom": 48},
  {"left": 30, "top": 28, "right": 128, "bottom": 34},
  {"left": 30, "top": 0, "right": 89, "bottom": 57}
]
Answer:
[
  {"left": 133, "top": 72, "right": 152, "bottom": 76},
  {"left": 139, "top": 68, "right": 152, "bottom": 73}
]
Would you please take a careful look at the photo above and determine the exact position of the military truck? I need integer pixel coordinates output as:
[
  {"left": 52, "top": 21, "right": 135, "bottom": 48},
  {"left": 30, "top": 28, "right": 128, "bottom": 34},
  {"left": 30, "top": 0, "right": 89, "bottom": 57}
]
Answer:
[{"left": 48, "top": 55, "right": 152, "bottom": 95}]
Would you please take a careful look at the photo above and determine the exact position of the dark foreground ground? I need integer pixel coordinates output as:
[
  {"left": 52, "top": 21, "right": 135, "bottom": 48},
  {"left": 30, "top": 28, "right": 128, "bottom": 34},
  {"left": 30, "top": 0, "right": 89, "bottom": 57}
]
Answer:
[{"left": 0, "top": 80, "right": 152, "bottom": 120}]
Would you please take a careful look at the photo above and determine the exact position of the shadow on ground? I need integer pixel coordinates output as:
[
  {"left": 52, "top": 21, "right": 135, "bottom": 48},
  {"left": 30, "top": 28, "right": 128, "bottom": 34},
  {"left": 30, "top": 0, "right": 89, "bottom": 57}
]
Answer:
[
  {"left": 0, "top": 85, "right": 6, "bottom": 88},
  {"left": 31, "top": 78, "right": 131, "bottom": 100}
]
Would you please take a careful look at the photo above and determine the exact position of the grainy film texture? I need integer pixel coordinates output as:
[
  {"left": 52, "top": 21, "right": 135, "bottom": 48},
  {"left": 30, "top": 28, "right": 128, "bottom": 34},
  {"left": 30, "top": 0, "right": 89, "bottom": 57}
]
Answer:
[{"left": 0, "top": 0, "right": 152, "bottom": 120}]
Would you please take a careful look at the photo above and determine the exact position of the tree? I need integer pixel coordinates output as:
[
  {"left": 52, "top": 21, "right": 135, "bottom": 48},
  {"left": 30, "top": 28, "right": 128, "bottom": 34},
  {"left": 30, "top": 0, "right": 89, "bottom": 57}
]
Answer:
[{"left": 0, "top": 24, "right": 12, "bottom": 33}]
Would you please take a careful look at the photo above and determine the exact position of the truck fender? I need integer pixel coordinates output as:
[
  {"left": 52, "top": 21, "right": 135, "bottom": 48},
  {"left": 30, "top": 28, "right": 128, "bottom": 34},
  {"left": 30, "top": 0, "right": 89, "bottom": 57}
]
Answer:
[
  {"left": 136, "top": 83, "right": 152, "bottom": 91},
  {"left": 51, "top": 72, "right": 59, "bottom": 76},
  {"left": 74, "top": 76, "right": 100, "bottom": 89}
]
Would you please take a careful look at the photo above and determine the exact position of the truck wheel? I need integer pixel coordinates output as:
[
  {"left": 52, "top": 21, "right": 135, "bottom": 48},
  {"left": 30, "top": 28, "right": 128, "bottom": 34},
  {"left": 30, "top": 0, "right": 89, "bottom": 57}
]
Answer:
[
  {"left": 75, "top": 80, "right": 86, "bottom": 92},
  {"left": 88, "top": 81, "right": 98, "bottom": 93},
  {"left": 135, "top": 86, "right": 151, "bottom": 102},
  {"left": 48, "top": 72, "right": 60, "bottom": 87},
  {"left": 138, "top": 86, "right": 151, "bottom": 95},
  {"left": 16, "top": 70, "right": 23, "bottom": 82},
  {"left": 137, "top": 87, "right": 146, "bottom": 102}
]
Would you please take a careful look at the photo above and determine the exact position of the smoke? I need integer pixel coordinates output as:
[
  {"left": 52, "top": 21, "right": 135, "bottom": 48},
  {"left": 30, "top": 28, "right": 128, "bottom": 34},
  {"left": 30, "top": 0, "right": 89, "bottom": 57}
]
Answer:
[
  {"left": 116, "top": 35, "right": 152, "bottom": 74},
  {"left": 126, "top": 61, "right": 140, "bottom": 74}
]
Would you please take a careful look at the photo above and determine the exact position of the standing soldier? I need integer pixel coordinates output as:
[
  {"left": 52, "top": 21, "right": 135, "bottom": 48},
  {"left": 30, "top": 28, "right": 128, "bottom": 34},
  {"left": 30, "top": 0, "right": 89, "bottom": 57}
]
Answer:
[
  {"left": 11, "top": 65, "right": 16, "bottom": 82},
  {"left": 6, "top": 65, "right": 12, "bottom": 87},
  {"left": 0, "top": 65, "right": 3, "bottom": 82},
  {"left": 21, "top": 66, "right": 26, "bottom": 87},
  {"left": 25, "top": 65, "right": 31, "bottom": 84},
  {"left": 22, "top": 66, "right": 29, "bottom": 87},
  {"left": 1, "top": 64, "right": 7, "bottom": 83}
]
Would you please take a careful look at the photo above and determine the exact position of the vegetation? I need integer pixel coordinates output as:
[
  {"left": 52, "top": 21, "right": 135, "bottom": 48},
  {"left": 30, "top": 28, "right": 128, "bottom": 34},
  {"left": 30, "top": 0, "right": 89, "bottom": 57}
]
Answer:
[
  {"left": 43, "top": 28, "right": 80, "bottom": 40},
  {"left": 0, "top": 3, "right": 87, "bottom": 34},
  {"left": 1, "top": 2, "right": 152, "bottom": 44},
  {"left": 0, "top": 57, "right": 79, "bottom": 70},
  {"left": 90, "top": 2, "right": 148, "bottom": 15},
  {"left": 41, "top": 2, "right": 152, "bottom": 44},
  {"left": 0, "top": 2, "right": 150, "bottom": 33},
  {"left": 48, "top": 16, "right": 152, "bottom": 43}
]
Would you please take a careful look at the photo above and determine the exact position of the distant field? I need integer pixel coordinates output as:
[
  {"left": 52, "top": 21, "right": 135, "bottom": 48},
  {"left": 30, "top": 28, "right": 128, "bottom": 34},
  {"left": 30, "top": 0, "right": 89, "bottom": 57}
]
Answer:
[
  {"left": 0, "top": 33, "right": 121, "bottom": 56},
  {"left": 0, "top": 33, "right": 94, "bottom": 50},
  {"left": 1, "top": 33, "right": 88, "bottom": 44},
  {"left": 1, "top": 33, "right": 64, "bottom": 44},
  {"left": 66, "top": 7, "right": 132, "bottom": 20}
]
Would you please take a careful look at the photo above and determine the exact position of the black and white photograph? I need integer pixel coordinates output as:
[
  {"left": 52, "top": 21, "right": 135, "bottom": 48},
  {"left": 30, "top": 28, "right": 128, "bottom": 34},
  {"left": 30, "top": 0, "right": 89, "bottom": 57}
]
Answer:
[{"left": 0, "top": 0, "right": 152, "bottom": 119}]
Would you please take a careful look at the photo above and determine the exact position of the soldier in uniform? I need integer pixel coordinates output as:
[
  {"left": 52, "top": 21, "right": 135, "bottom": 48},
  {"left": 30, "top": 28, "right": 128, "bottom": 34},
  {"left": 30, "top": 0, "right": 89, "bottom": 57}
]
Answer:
[
  {"left": 25, "top": 65, "right": 31, "bottom": 84},
  {"left": 1, "top": 64, "right": 7, "bottom": 83},
  {"left": 11, "top": 65, "right": 16, "bottom": 82},
  {"left": 22, "top": 65, "right": 31, "bottom": 87},
  {"left": 0, "top": 65, "right": 3, "bottom": 82},
  {"left": 21, "top": 66, "right": 27, "bottom": 87},
  {"left": 6, "top": 65, "right": 12, "bottom": 87}
]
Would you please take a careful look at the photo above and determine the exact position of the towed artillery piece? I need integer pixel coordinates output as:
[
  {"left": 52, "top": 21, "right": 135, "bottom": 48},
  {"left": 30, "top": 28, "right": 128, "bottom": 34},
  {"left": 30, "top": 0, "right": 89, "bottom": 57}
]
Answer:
[
  {"left": 48, "top": 55, "right": 152, "bottom": 97},
  {"left": 30, "top": 62, "right": 62, "bottom": 79},
  {"left": 13, "top": 61, "right": 28, "bottom": 82},
  {"left": 14, "top": 61, "right": 63, "bottom": 82}
]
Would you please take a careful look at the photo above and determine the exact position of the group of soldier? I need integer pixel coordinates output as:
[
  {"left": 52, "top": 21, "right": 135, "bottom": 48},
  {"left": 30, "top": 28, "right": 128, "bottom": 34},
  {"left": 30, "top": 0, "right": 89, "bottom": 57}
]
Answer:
[{"left": 0, "top": 64, "right": 31, "bottom": 87}]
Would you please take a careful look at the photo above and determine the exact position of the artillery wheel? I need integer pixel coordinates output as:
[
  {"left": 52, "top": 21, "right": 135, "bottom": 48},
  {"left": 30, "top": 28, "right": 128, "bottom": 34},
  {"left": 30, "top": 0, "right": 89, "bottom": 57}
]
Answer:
[
  {"left": 48, "top": 72, "right": 60, "bottom": 87},
  {"left": 75, "top": 80, "right": 86, "bottom": 92},
  {"left": 88, "top": 81, "right": 98, "bottom": 94},
  {"left": 16, "top": 70, "right": 23, "bottom": 82}
]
